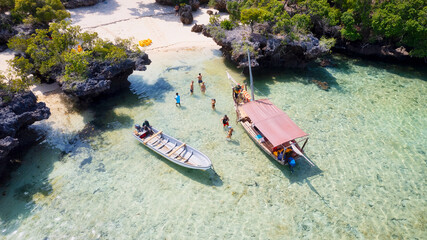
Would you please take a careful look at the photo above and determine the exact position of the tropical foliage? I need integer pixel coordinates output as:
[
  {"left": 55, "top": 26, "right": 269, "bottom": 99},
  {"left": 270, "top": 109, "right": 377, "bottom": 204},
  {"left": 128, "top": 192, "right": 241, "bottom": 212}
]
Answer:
[
  {"left": 222, "top": 0, "right": 426, "bottom": 58},
  {"left": 3, "top": 20, "right": 141, "bottom": 91}
]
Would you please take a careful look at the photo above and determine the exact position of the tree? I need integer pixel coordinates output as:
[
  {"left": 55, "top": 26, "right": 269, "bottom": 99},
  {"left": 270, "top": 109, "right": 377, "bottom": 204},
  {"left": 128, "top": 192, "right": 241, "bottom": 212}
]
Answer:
[
  {"left": 340, "top": 10, "right": 361, "bottom": 41},
  {"left": 240, "top": 8, "right": 270, "bottom": 33},
  {"left": 13, "top": 0, "right": 70, "bottom": 25}
]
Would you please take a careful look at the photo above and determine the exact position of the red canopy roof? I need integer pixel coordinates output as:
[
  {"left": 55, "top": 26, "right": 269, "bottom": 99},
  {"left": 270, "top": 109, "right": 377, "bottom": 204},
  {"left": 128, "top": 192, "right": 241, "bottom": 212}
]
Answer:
[{"left": 241, "top": 99, "right": 308, "bottom": 147}]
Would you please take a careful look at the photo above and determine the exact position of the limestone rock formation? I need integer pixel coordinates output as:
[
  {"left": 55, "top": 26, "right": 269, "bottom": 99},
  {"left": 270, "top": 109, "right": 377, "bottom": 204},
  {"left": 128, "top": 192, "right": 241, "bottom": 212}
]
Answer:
[
  {"left": 0, "top": 90, "right": 51, "bottom": 180},
  {"left": 209, "top": 0, "right": 227, "bottom": 12},
  {"left": 60, "top": 53, "right": 151, "bottom": 102},
  {"left": 179, "top": 5, "right": 194, "bottom": 25},
  {"left": 204, "top": 25, "right": 329, "bottom": 69},
  {"left": 0, "top": 13, "right": 16, "bottom": 50},
  {"left": 191, "top": 23, "right": 204, "bottom": 33}
]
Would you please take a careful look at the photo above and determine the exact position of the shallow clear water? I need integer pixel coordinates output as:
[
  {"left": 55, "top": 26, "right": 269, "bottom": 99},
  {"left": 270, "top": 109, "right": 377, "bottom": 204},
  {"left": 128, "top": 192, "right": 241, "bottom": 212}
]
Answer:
[{"left": 0, "top": 47, "right": 426, "bottom": 239}]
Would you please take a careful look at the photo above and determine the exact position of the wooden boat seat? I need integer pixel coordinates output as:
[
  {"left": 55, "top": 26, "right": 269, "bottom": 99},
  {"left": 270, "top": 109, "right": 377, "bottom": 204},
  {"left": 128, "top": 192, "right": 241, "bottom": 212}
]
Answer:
[
  {"left": 180, "top": 151, "right": 193, "bottom": 163},
  {"left": 159, "top": 142, "right": 176, "bottom": 154},
  {"left": 168, "top": 143, "right": 186, "bottom": 157},
  {"left": 143, "top": 131, "right": 163, "bottom": 144},
  {"left": 155, "top": 139, "right": 169, "bottom": 149},
  {"left": 169, "top": 147, "right": 185, "bottom": 159},
  {"left": 148, "top": 136, "right": 163, "bottom": 146}
]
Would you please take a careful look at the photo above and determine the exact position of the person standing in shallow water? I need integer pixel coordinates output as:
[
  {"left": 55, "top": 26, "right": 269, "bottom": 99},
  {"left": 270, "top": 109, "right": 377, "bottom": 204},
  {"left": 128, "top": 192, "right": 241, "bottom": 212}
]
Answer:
[
  {"left": 226, "top": 126, "right": 234, "bottom": 139},
  {"left": 200, "top": 82, "right": 206, "bottom": 94},
  {"left": 175, "top": 92, "right": 181, "bottom": 107},
  {"left": 190, "top": 81, "right": 194, "bottom": 95},
  {"left": 197, "top": 73, "right": 203, "bottom": 85},
  {"left": 211, "top": 99, "right": 216, "bottom": 110},
  {"left": 221, "top": 115, "right": 229, "bottom": 128}
]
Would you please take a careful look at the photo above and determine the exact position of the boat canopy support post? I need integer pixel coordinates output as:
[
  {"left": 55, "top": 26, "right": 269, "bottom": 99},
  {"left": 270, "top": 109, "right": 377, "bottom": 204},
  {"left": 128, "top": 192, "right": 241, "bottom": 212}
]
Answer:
[
  {"left": 247, "top": 50, "right": 255, "bottom": 101},
  {"left": 291, "top": 143, "right": 315, "bottom": 167},
  {"left": 301, "top": 138, "right": 308, "bottom": 151}
]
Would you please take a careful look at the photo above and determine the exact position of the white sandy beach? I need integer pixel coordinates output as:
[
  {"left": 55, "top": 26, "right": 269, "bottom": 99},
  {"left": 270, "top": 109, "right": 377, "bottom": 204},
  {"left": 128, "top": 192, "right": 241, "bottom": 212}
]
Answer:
[{"left": 68, "top": 0, "right": 223, "bottom": 53}]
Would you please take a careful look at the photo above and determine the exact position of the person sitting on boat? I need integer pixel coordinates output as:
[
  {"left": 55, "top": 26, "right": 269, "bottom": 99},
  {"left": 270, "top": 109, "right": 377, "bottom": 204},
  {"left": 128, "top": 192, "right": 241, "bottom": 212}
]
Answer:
[
  {"left": 142, "top": 120, "right": 152, "bottom": 133},
  {"left": 234, "top": 85, "right": 241, "bottom": 99},
  {"left": 288, "top": 157, "right": 296, "bottom": 173},
  {"left": 135, "top": 124, "right": 142, "bottom": 132},
  {"left": 221, "top": 115, "right": 229, "bottom": 128},
  {"left": 134, "top": 124, "right": 148, "bottom": 138}
]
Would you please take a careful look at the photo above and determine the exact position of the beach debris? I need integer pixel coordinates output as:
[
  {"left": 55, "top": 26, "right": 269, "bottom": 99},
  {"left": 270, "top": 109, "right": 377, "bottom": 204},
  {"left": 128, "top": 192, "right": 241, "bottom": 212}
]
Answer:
[{"left": 139, "top": 39, "right": 152, "bottom": 47}]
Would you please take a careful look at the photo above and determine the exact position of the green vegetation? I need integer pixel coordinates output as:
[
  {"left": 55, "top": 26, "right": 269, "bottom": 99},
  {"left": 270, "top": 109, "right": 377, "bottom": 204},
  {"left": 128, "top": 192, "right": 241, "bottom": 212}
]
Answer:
[
  {"left": 3, "top": 20, "right": 142, "bottom": 91},
  {"left": 2, "top": 0, "right": 70, "bottom": 25},
  {"left": 216, "top": 0, "right": 426, "bottom": 58},
  {"left": 240, "top": 8, "right": 270, "bottom": 33},
  {"left": 220, "top": 19, "right": 234, "bottom": 30}
]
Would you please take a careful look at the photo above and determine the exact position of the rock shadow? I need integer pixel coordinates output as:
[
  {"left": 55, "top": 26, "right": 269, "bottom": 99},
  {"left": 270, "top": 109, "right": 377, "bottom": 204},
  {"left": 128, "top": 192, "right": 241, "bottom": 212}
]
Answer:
[
  {"left": 82, "top": 88, "right": 144, "bottom": 134},
  {"left": 0, "top": 145, "right": 62, "bottom": 236},
  {"left": 70, "top": 0, "right": 120, "bottom": 26},
  {"left": 128, "top": 2, "right": 173, "bottom": 18},
  {"left": 348, "top": 54, "right": 427, "bottom": 81},
  {"left": 129, "top": 76, "right": 174, "bottom": 103}
]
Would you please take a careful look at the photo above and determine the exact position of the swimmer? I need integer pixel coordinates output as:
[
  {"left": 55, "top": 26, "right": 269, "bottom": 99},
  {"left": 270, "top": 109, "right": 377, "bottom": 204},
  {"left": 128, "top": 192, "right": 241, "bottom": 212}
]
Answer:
[
  {"left": 211, "top": 98, "right": 216, "bottom": 110},
  {"left": 190, "top": 81, "right": 194, "bottom": 95},
  {"left": 197, "top": 73, "right": 202, "bottom": 84}
]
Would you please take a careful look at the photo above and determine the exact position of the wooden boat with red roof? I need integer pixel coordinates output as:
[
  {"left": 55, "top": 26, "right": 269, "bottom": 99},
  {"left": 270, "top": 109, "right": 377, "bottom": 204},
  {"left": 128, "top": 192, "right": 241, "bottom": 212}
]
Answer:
[{"left": 226, "top": 53, "right": 314, "bottom": 171}]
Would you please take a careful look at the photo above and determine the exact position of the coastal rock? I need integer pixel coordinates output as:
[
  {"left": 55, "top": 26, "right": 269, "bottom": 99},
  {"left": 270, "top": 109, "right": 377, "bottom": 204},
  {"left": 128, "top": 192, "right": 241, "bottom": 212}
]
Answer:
[
  {"left": 210, "top": 0, "right": 227, "bottom": 12},
  {"left": 179, "top": 5, "right": 193, "bottom": 25},
  {"left": 189, "top": 0, "right": 200, "bottom": 11},
  {"left": 0, "top": 13, "right": 16, "bottom": 49},
  {"left": 191, "top": 23, "right": 204, "bottom": 33},
  {"left": 333, "top": 41, "right": 413, "bottom": 62},
  {"left": 0, "top": 90, "right": 51, "bottom": 180},
  {"left": 61, "top": 0, "right": 105, "bottom": 9},
  {"left": 205, "top": 25, "right": 329, "bottom": 69},
  {"left": 60, "top": 53, "right": 151, "bottom": 101}
]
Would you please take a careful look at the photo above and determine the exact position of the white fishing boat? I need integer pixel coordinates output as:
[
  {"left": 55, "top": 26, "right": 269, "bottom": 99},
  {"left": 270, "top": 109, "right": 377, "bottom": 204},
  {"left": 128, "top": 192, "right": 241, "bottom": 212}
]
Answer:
[{"left": 133, "top": 126, "right": 213, "bottom": 171}]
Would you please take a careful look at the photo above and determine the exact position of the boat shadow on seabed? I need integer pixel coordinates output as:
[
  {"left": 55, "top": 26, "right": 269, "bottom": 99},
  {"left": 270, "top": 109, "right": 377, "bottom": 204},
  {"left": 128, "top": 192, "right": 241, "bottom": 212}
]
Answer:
[
  {"left": 150, "top": 153, "right": 223, "bottom": 187},
  {"left": 268, "top": 153, "right": 329, "bottom": 207}
]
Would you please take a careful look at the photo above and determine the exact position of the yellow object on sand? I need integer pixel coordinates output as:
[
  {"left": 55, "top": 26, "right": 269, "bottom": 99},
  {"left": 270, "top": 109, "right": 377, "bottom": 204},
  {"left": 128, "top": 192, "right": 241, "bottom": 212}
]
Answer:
[{"left": 139, "top": 39, "right": 152, "bottom": 47}]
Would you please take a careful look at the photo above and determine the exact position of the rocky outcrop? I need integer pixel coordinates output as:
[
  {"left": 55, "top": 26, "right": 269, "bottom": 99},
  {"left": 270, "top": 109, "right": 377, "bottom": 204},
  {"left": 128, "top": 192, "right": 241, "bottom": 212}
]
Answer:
[
  {"left": 0, "top": 90, "right": 51, "bottom": 180},
  {"left": 61, "top": 0, "right": 104, "bottom": 9},
  {"left": 332, "top": 40, "right": 418, "bottom": 63},
  {"left": 191, "top": 23, "right": 204, "bottom": 33},
  {"left": 0, "top": 13, "right": 16, "bottom": 49},
  {"left": 60, "top": 53, "right": 151, "bottom": 102},
  {"left": 179, "top": 5, "right": 194, "bottom": 25},
  {"left": 0, "top": 13, "right": 43, "bottom": 52},
  {"left": 204, "top": 25, "right": 329, "bottom": 69},
  {"left": 210, "top": 0, "right": 227, "bottom": 12}
]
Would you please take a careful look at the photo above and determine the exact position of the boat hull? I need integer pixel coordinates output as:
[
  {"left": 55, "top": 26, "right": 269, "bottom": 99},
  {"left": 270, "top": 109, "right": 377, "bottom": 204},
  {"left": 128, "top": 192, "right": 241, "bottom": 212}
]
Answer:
[{"left": 133, "top": 127, "right": 212, "bottom": 171}]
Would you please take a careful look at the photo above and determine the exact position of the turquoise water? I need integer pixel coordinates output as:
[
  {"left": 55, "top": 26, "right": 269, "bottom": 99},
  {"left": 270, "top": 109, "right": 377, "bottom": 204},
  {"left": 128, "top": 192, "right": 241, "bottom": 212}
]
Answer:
[{"left": 0, "top": 47, "right": 426, "bottom": 239}]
